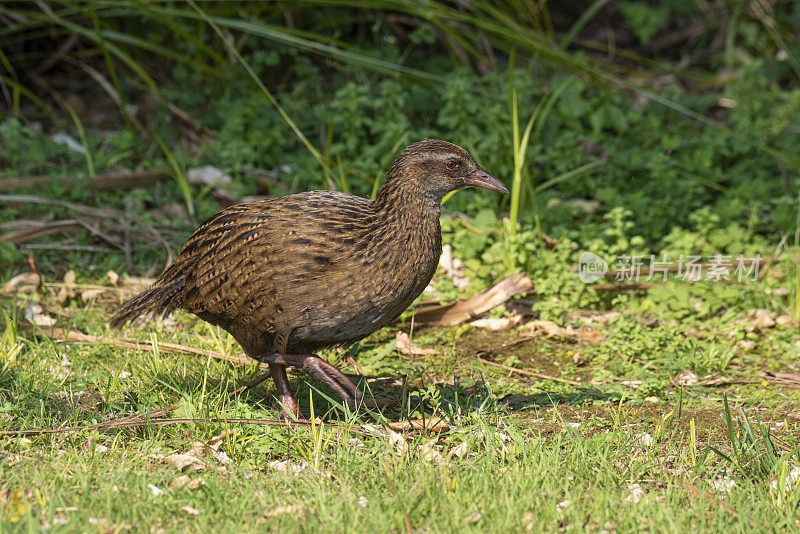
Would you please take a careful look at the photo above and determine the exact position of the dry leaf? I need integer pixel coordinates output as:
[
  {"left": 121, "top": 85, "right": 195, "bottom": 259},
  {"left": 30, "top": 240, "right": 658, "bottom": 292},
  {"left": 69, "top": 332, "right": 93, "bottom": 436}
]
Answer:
[
  {"left": 521, "top": 511, "right": 535, "bottom": 532},
  {"left": 63, "top": 270, "right": 76, "bottom": 285},
  {"left": 58, "top": 270, "right": 76, "bottom": 303},
  {"left": 737, "top": 309, "right": 776, "bottom": 331},
  {"left": 469, "top": 313, "right": 522, "bottom": 331},
  {"left": 710, "top": 477, "right": 736, "bottom": 493},
  {"left": 387, "top": 429, "right": 408, "bottom": 456},
  {"left": 466, "top": 512, "right": 482, "bottom": 523},
  {"left": 625, "top": 483, "right": 645, "bottom": 504},
  {"left": 634, "top": 433, "right": 655, "bottom": 448},
  {"left": 213, "top": 451, "right": 231, "bottom": 465},
  {"left": 80, "top": 288, "right": 106, "bottom": 303},
  {"left": 24, "top": 303, "right": 56, "bottom": 327},
  {"left": 522, "top": 321, "right": 605, "bottom": 343},
  {"left": 674, "top": 370, "right": 698, "bottom": 386},
  {"left": 439, "top": 244, "right": 470, "bottom": 289},
  {"left": 163, "top": 454, "right": 206, "bottom": 472},
  {"left": 106, "top": 270, "right": 119, "bottom": 286},
  {"left": 571, "top": 310, "right": 621, "bottom": 324},
  {"left": 181, "top": 506, "right": 200, "bottom": 517},
  {"left": 395, "top": 331, "right": 439, "bottom": 356},
  {"left": 449, "top": 441, "right": 469, "bottom": 459},
  {"left": 187, "top": 166, "right": 231, "bottom": 188},
  {"left": 4, "top": 273, "right": 40, "bottom": 292},
  {"left": 267, "top": 460, "right": 310, "bottom": 474},
  {"left": 147, "top": 483, "right": 164, "bottom": 497},
  {"left": 573, "top": 326, "right": 605, "bottom": 343},
  {"left": 412, "top": 272, "right": 534, "bottom": 325},
  {"left": 419, "top": 439, "right": 446, "bottom": 465},
  {"left": 170, "top": 475, "right": 204, "bottom": 490},
  {"left": 386, "top": 417, "right": 450, "bottom": 433},
  {"left": 262, "top": 505, "right": 314, "bottom": 519},
  {"left": 523, "top": 320, "right": 566, "bottom": 337}
]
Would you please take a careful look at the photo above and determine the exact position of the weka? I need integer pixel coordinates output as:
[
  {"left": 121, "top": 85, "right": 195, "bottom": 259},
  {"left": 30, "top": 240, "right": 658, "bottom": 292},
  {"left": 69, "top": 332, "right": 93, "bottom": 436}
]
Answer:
[{"left": 112, "top": 139, "right": 508, "bottom": 418}]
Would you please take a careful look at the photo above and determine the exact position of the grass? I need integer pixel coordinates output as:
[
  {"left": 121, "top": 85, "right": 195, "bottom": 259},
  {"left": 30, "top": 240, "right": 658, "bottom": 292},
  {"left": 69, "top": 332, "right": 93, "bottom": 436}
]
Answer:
[{"left": 2, "top": 286, "right": 800, "bottom": 531}]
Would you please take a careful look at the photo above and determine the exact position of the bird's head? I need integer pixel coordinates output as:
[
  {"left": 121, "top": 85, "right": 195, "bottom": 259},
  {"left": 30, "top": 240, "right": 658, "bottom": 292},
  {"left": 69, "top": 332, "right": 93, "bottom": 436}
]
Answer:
[{"left": 381, "top": 139, "right": 508, "bottom": 204}]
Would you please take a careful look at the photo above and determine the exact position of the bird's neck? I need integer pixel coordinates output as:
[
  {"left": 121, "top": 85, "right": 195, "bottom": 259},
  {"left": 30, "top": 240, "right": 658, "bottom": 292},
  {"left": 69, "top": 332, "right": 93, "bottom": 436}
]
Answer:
[{"left": 374, "top": 172, "right": 444, "bottom": 217}]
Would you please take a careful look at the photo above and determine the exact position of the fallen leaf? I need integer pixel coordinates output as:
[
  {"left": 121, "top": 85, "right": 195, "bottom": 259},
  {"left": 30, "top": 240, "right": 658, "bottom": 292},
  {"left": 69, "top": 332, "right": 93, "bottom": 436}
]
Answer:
[
  {"left": 267, "top": 460, "right": 310, "bottom": 474},
  {"left": 412, "top": 272, "right": 534, "bottom": 325},
  {"left": 395, "top": 331, "right": 439, "bottom": 356},
  {"left": 106, "top": 270, "right": 119, "bottom": 286},
  {"left": 387, "top": 429, "right": 408, "bottom": 456},
  {"left": 674, "top": 370, "right": 698, "bottom": 386},
  {"left": 574, "top": 326, "right": 605, "bottom": 343},
  {"left": 469, "top": 313, "right": 522, "bottom": 331},
  {"left": 187, "top": 165, "right": 231, "bottom": 188},
  {"left": 522, "top": 320, "right": 566, "bottom": 337},
  {"left": 449, "top": 442, "right": 469, "bottom": 459},
  {"left": 170, "top": 475, "right": 204, "bottom": 490},
  {"left": 213, "top": 450, "right": 231, "bottom": 465},
  {"left": 80, "top": 288, "right": 106, "bottom": 303},
  {"left": 571, "top": 310, "right": 620, "bottom": 324},
  {"left": 419, "top": 439, "right": 446, "bottom": 465},
  {"left": 4, "top": 272, "right": 40, "bottom": 292},
  {"left": 634, "top": 433, "right": 655, "bottom": 448},
  {"left": 181, "top": 506, "right": 199, "bottom": 517},
  {"left": 386, "top": 417, "right": 450, "bottom": 433},
  {"left": 24, "top": 303, "right": 56, "bottom": 327},
  {"left": 147, "top": 483, "right": 164, "bottom": 497},
  {"left": 737, "top": 309, "right": 776, "bottom": 331},
  {"left": 625, "top": 483, "right": 645, "bottom": 504},
  {"left": 521, "top": 321, "right": 605, "bottom": 343},
  {"left": 262, "top": 504, "right": 314, "bottom": 519},
  {"left": 439, "top": 244, "right": 471, "bottom": 289},
  {"left": 58, "top": 270, "right": 76, "bottom": 303},
  {"left": 710, "top": 477, "right": 736, "bottom": 493},
  {"left": 163, "top": 454, "right": 206, "bottom": 472},
  {"left": 521, "top": 511, "right": 535, "bottom": 531},
  {"left": 770, "top": 466, "right": 800, "bottom": 491},
  {"left": 466, "top": 512, "right": 482, "bottom": 523}
]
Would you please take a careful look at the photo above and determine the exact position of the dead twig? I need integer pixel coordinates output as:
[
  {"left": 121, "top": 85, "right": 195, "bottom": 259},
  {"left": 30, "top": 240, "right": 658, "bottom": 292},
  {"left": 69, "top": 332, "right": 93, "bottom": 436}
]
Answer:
[
  {"left": 476, "top": 356, "right": 582, "bottom": 387},
  {"left": 411, "top": 272, "right": 534, "bottom": 325},
  {"left": 0, "top": 415, "right": 369, "bottom": 437},
  {"left": 0, "top": 170, "right": 173, "bottom": 192}
]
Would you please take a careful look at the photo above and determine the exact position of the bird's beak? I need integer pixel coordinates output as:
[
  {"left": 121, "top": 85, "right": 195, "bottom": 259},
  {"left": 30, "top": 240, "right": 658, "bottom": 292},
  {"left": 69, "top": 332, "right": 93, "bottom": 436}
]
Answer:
[{"left": 463, "top": 167, "right": 509, "bottom": 194}]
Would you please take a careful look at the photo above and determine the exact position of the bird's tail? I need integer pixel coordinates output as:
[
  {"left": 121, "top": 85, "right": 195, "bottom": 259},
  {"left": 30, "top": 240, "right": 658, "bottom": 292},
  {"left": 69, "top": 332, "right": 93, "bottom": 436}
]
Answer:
[{"left": 110, "top": 263, "right": 186, "bottom": 327}]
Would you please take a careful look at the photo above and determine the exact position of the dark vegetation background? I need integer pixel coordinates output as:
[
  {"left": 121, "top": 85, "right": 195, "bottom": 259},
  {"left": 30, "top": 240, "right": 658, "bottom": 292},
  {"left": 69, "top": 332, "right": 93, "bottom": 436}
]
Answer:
[{"left": 1, "top": 0, "right": 799, "bottom": 305}]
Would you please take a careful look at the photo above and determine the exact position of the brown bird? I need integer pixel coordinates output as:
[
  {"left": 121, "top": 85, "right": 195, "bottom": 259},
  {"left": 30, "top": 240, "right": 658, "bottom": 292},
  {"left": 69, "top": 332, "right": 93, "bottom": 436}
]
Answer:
[{"left": 111, "top": 139, "right": 507, "bottom": 418}]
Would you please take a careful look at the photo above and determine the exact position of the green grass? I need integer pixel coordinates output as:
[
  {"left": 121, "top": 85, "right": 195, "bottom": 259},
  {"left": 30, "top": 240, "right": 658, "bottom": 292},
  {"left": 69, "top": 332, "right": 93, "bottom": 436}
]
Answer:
[{"left": 2, "top": 284, "right": 800, "bottom": 531}]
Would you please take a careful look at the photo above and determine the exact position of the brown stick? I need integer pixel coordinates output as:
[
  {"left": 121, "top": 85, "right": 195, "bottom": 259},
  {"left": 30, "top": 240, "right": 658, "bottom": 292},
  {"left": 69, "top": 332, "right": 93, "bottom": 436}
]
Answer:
[
  {"left": 476, "top": 357, "right": 582, "bottom": 386},
  {"left": 0, "top": 416, "right": 368, "bottom": 437},
  {"left": 25, "top": 326, "right": 267, "bottom": 371},
  {"left": 0, "top": 170, "right": 173, "bottom": 192}
]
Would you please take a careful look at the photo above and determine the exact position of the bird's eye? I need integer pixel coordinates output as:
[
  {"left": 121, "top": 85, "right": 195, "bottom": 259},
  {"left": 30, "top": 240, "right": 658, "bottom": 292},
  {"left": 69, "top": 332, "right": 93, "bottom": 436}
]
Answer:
[{"left": 446, "top": 160, "right": 458, "bottom": 170}]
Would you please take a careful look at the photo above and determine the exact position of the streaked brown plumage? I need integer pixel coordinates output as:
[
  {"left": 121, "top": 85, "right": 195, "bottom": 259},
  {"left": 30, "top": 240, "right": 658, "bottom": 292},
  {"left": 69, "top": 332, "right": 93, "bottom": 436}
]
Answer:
[{"left": 112, "top": 139, "right": 507, "bottom": 418}]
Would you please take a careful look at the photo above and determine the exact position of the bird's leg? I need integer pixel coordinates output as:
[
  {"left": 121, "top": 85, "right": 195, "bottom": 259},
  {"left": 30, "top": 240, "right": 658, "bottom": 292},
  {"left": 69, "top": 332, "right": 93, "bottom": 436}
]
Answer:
[
  {"left": 260, "top": 353, "right": 362, "bottom": 410},
  {"left": 305, "top": 356, "right": 362, "bottom": 401},
  {"left": 269, "top": 363, "right": 301, "bottom": 420}
]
